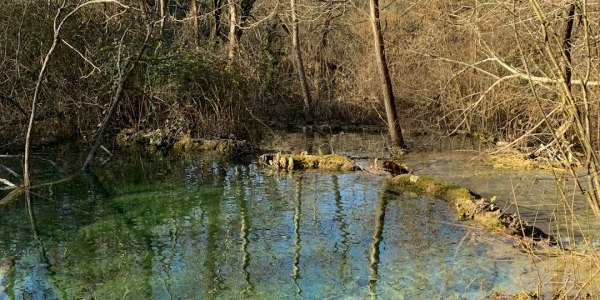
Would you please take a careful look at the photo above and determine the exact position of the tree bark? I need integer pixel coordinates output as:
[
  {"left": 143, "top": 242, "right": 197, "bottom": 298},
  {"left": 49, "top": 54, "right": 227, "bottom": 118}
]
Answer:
[
  {"left": 190, "top": 0, "right": 200, "bottom": 46},
  {"left": 212, "top": 0, "right": 224, "bottom": 43},
  {"left": 227, "top": 0, "right": 238, "bottom": 64},
  {"left": 159, "top": 0, "right": 166, "bottom": 31},
  {"left": 369, "top": 0, "right": 406, "bottom": 149},
  {"left": 234, "top": 0, "right": 256, "bottom": 41},
  {"left": 290, "top": 0, "right": 313, "bottom": 124}
]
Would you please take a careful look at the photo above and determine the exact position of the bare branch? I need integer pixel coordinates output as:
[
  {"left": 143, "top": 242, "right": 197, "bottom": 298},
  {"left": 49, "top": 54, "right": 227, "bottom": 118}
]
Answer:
[
  {"left": 0, "top": 178, "right": 17, "bottom": 188},
  {"left": 60, "top": 39, "right": 101, "bottom": 78}
]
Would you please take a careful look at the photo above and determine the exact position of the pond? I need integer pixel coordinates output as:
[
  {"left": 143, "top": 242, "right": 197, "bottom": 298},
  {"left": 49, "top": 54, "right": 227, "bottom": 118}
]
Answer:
[
  {"left": 263, "top": 131, "right": 600, "bottom": 244},
  {"left": 0, "top": 135, "right": 591, "bottom": 299}
]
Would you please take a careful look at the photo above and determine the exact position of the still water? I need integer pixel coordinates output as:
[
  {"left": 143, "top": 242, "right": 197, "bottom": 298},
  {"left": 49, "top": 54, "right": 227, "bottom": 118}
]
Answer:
[{"left": 0, "top": 146, "right": 547, "bottom": 299}]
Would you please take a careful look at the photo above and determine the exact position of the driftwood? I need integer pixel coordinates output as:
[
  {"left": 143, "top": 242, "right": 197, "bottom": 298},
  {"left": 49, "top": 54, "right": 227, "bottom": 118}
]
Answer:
[{"left": 173, "top": 135, "right": 254, "bottom": 156}]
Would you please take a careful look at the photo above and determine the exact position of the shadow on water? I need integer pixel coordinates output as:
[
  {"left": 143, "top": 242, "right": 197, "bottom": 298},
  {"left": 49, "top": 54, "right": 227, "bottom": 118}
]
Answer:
[{"left": 1, "top": 146, "right": 548, "bottom": 299}]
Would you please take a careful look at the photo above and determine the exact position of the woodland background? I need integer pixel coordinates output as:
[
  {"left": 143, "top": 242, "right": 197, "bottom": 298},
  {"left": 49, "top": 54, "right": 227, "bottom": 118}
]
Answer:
[{"left": 0, "top": 0, "right": 599, "bottom": 157}]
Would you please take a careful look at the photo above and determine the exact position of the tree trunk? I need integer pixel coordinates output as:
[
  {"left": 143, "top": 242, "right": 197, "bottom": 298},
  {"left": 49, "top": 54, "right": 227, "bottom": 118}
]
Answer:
[
  {"left": 190, "top": 0, "right": 200, "bottom": 46},
  {"left": 369, "top": 0, "right": 406, "bottom": 149},
  {"left": 234, "top": 0, "right": 256, "bottom": 41},
  {"left": 212, "top": 0, "right": 224, "bottom": 43},
  {"left": 24, "top": 37, "right": 59, "bottom": 188},
  {"left": 563, "top": 2, "right": 575, "bottom": 93},
  {"left": 290, "top": 0, "right": 313, "bottom": 124},
  {"left": 227, "top": 0, "right": 237, "bottom": 64},
  {"left": 159, "top": 0, "right": 166, "bottom": 31},
  {"left": 82, "top": 27, "right": 153, "bottom": 170}
]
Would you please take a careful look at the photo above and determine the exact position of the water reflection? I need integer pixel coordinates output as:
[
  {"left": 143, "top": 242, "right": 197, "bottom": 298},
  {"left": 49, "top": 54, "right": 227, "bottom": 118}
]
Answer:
[
  {"left": 368, "top": 189, "right": 387, "bottom": 299},
  {"left": 292, "top": 175, "right": 303, "bottom": 298},
  {"left": 0, "top": 151, "right": 543, "bottom": 299}
]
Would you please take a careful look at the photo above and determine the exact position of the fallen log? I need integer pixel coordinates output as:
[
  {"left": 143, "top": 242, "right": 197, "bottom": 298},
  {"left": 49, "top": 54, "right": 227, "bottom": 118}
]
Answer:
[
  {"left": 174, "top": 135, "right": 254, "bottom": 156},
  {"left": 388, "top": 172, "right": 556, "bottom": 245},
  {"left": 259, "top": 153, "right": 357, "bottom": 171}
]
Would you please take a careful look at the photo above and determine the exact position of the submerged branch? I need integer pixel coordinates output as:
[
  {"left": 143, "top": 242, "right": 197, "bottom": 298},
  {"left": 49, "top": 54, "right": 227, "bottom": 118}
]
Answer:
[{"left": 0, "top": 175, "right": 77, "bottom": 206}]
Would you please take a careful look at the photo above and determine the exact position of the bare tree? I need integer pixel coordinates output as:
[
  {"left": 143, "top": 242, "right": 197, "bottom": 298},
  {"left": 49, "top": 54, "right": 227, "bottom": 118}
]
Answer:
[
  {"left": 290, "top": 0, "right": 313, "bottom": 124},
  {"left": 190, "top": 0, "right": 200, "bottom": 46},
  {"left": 227, "top": 0, "right": 238, "bottom": 64},
  {"left": 24, "top": 0, "right": 129, "bottom": 187},
  {"left": 368, "top": 0, "right": 406, "bottom": 149},
  {"left": 82, "top": 26, "right": 153, "bottom": 171}
]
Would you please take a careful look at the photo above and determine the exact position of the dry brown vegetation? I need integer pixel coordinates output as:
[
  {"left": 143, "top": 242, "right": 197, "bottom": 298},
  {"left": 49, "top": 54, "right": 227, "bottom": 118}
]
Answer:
[
  {"left": 1, "top": 0, "right": 600, "bottom": 296},
  {"left": 2, "top": 1, "right": 598, "bottom": 150}
]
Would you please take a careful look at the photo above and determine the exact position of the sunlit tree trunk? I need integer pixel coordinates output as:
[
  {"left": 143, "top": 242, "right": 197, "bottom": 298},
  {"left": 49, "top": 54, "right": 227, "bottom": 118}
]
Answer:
[
  {"left": 227, "top": 0, "right": 237, "bottom": 64},
  {"left": 159, "top": 0, "right": 166, "bottom": 31},
  {"left": 190, "top": 0, "right": 200, "bottom": 46},
  {"left": 369, "top": 0, "right": 406, "bottom": 149},
  {"left": 290, "top": 0, "right": 313, "bottom": 124}
]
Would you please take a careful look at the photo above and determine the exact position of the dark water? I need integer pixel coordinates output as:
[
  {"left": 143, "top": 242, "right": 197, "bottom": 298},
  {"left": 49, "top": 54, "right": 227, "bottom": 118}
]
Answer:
[{"left": 1, "top": 147, "right": 541, "bottom": 299}]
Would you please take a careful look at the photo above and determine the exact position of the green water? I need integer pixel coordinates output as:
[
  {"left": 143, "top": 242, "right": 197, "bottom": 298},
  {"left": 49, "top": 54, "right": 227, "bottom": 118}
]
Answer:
[{"left": 1, "top": 147, "right": 539, "bottom": 299}]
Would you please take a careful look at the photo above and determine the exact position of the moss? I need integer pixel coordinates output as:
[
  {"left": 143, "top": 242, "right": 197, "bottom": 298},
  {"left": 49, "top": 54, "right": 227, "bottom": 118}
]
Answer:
[
  {"left": 389, "top": 173, "right": 550, "bottom": 241},
  {"left": 259, "top": 153, "right": 357, "bottom": 171},
  {"left": 173, "top": 136, "right": 252, "bottom": 156},
  {"left": 392, "top": 174, "right": 478, "bottom": 220},
  {"left": 50, "top": 185, "right": 223, "bottom": 298},
  {"left": 173, "top": 135, "right": 194, "bottom": 151},
  {"left": 111, "top": 188, "right": 222, "bottom": 234},
  {"left": 52, "top": 217, "right": 151, "bottom": 299}
]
